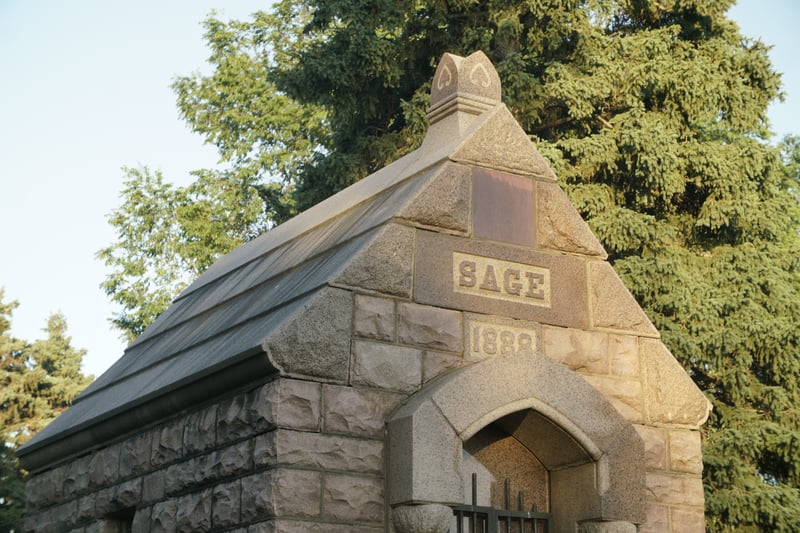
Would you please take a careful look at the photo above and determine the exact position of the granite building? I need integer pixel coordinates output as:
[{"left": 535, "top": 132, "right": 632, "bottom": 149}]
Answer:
[{"left": 17, "top": 52, "right": 711, "bottom": 533}]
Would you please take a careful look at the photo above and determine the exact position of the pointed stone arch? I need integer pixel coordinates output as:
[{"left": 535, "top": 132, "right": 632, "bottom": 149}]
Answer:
[{"left": 387, "top": 352, "right": 645, "bottom": 533}]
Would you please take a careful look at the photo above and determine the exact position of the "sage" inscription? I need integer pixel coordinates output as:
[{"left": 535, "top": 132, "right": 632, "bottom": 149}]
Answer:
[{"left": 453, "top": 252, "right": 551, "bottom": 307}]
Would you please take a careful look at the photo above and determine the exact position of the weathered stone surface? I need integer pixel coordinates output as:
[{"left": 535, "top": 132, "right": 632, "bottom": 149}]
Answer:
[
  {"left": 241, "top": 471, "right": 274, "bottom": 523},
  {"left": 323, "top": 473, "right": 383, "bottom": 523},
  {"left": 253, "top": 432, "right": 277, "bottom": 467},
  {"left": 26, "top": 467, "right": 61, "bottom": 508},
  {"left": 578, "top": 522, "right": 637, "bottom": 533},
  {"left": 335, "top": 224, "right": 415, "bottom": 297},
  {"left": 352, "top": 340, "right": 422, "bottom": 392},
  {"left": 639, "top": 503, "right": 669, "bottom": 533},
  {"left": 273, "top": 430, "right": 383, "bottom": 473},
  {"left": 265, "top": 287, "right": 353, "bottom": 382},
  {"left": 132, "top": 507, "right": 151, "bottom": 533},
  {"left": 423, "top": 350, "right": 463, "bottom": 382},
  {"left": 176, "top": 488, "right": 212, "bottom": 532},
  {"left": 151, "top": 498, "right": 177, "bottom": 533},
  {"left": 582, "top": 375, "right": 643, "bottom": 423},
  {"left": 473, "top": 168, "right": 534, "bottom": 247},
  {"left": 63, "top": 454, "right": 91, "bottom": 497},
  {"left": 323, "top": 385, "right": 404, "bottom": 438},
  {"left": 88, "top": 444, "right": 120, "bottom": 489},
  {"left": 393, "top": 503, "right": 453, "bottom": 533},
  {"left": 119, "top": 431, "right": 153, "bottom": 478},
  {"left": 634, "top": 425, "right": 667, "bottom": 470},
  {"left": 250, "top": 520, "right": 382, "bottom": 533},
  {"left": 588, "top": 261, "right": 658, "bottom": 336},
  {"left": 253, "top": 378, "right": 322, "bottom": 432},
  {"left": 242, "top": 469, "right": 322, "bottom": 522},
  {"left": 398, "top": 302, "right": 463, "bottom": 352},
  {"left": 142, "top": 469, "right": 166, "bottom": 503},
  {"left": 645, "top": 472, "right": 704, "bottom": 507},
  {"left": 94, "top": 487, "right": 116, "bottom": 515},
  {"left": 165, "top": 458, "right": 199, "bottom": 494},
  {"left": 641, "top": 339, "right": 712, "bottom": 428},
  {"left": 429, "top": 51, "right": 501, "bottom": 109},
  {"left": 55, "top": 500, "right": 78, "bottom": 530},
  {"left": 543, "top": 326, "right": 609, "bottom": 374},
  {"left": 537, "top": 181, "right": 606, "bottom": 258},
  {"left": 199, "top": 440, "right": 254, "bottom": 481},
  {"left": 213, "top": 480, "right": 241, "bottom": 528},
  {"left": 609, "top": 334, "right": 640, "bottom": 379},
  {"left": 354, "top": 294, "right": 396, "bottom": 341},
  {"left": 671, "top": 506, "right": 705, "bottom": 533},
  {"left": 183, "top": 405, "right": 217, "bottom": 454},
  {"left": 399, "top": 163, "right": 471, "bottom": 232},
  {"left": 451, "top": 105, "right": 556, "bottom": 180},
  {"left": 151, "top": 419, "right": 183, "bottom": 466},
  {"left": 77, "top": 493, "right": 95, "bottom": 522},
  {"left": 217, "top": 392, "right": 253, "bottom": 443},
  {"left": 669, "top": 429, "right": 703, "bottom": 474},
  {"left": 114, "top": 477, "right": 143, "bottom": 508}
]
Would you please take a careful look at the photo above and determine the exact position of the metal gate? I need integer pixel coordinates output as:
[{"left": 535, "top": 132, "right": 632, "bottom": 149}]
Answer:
[{"left": 452, "top": 474, "right": 552, "bottom": 533}]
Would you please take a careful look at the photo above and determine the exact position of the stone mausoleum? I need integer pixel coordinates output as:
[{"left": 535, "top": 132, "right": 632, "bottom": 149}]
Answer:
[{"left": 18, "top": 52, "right": 711, "bottom": 532}]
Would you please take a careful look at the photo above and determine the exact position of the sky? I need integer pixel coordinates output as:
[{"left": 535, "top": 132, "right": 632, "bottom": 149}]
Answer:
[{"left": 0, "top": 0, "right": 798, "bottom": 379}]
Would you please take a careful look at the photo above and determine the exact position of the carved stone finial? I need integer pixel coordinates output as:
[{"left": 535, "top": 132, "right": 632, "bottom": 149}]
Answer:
[{"left": 427, "top": 51, "right": 501, "bottom": 126}]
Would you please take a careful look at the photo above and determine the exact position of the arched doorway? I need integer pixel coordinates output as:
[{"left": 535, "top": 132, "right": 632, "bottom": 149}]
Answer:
[{"left": 386, "top": 351, "right": 644, "bottom": 533}]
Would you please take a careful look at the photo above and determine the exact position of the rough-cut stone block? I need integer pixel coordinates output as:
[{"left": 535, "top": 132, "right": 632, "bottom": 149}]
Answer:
[
  {"left": 354, "top": 294, "right": 396, "bottom": 341},
  {"left": 165, "top": 458, "right": 199, "bottom": 495},
  {"left": 393, "top": 504, "right": 453, "bottom": 533},
  {"left": 609, "top": 334, "right": 640, "bottom": 378},
  {"left": 399, "top": 163, "right": 471, "bottom": 232},
  {"left": 335, "top": 223, "right": 415, "bottom": 297},
  {"left": 272, "top": 469, "right": 323, "bottom": 518},
  {"left": 537, "top": 181, "right": 606, "bottom": 258},
  {"left": 542, "top": 326, "right": 609, "bottom": 374},
  {"left": 119, "top": 431, "right": 153, "bottom": 478},
  {"left": 254, "top": 432, "right": 277, "bottom": 467},
  {"left": 451, "top": 105, "right": 556, "bottom": 180},
  {"left": 217, "top": 392, "right": 254, "bottom": 443},
  {"left": 641, "top": 339, "right": 711, "bottom": 428},
  {"left": 151, "top": 498, "right": 177, "bottom": 533},
  {"left": 588, "top": 261, "right": 658, "bottom": 336},
  {"left": 93, "top": 487, "right": 115, "bottom": 515},
  {"left": 77, "top": 493, "right": 95, "bottom": 522},
  {"left": 323, "top": 473, "right": 383, "bottom": 523},
  {"left": 423, "top": 350, "right": 464, "bottom": 382},
  {"left": 634, "top": 425, "right": 667, "bottom": 470},
  {"left": 88, "top": 444, "right": 120, "bottom": 489},
  {"left": 142, "top": 469, "right": 165, "bottom": 503},
  {"left": 254, "top": 378, "right": 321, "bottom": 431},
  {"left": 213, "top": 480, "right": 241, "bottom": 528},
  {"left": 184, "top": 405, "right": 217, "bottom": 454},
  {"left": 241, "top": 472, "right": 274, "bottom": 523},
  {"left": 199, "top": 440, "right": 254, "bottom": 481},
  {"left": 473, "top": 168, "right": 534, "bottom": 247},
  {"left": 151, "top": 419, "right": 183, "bottom": 466},
  {"left": 352, "top": 340, "right": 422, "bottom": 392},
  {"left": 55, "top": 500, "right": 78, "bottom": 530},
  {"left": 132, "top": 507, "right": 151, "bottom": 533},
  {"left": 323, "top": 385, "right": 404, "bottom": 438},
  {"left": 578, "top": 522, "right": 637, "bottom": 533},
  {"left": 27, "top": 468, "right": 60, "bottom": 508},
  {"left": 645, "top": 472, "right": 704, "bottom": 507},
  {"left": 274, "top": 430, "right": 383, "bottom": 473},
  {"left": 669, "top": 429, "right": 703, "bottom": 474},
  {"left": 398, "top": 302, "right": 463, "bottom": 352},
  {"left": 114, "top": 477, "right": 142, "bottom": 509},
  {"left": 265, "top": 287, "right": 353, "bottom": 382},
  {"left": 671, "top": 506, "right": 705, "bottom": 533},
  {"left": 176, "top": 488, "right": 212, "bottom": 532},
  {"left": 582, "top": 375, "right": 643, "bottom": 423},
  {"left": 63, "top": 454, "right": 91, "bottom": 497},
  {"left": 639, "top": 503, "right": 669, "bottom": 533},
  {"left": 250, "top": 521, "right": 383, "bottom": 533}
]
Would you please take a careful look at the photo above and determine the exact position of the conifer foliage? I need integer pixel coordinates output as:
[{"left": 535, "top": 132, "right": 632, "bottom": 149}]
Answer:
[
  {"left": 103, "top": 1, "right": 800, "bottom": 529},
  {"left": 0, "top": 290, "right": 93, "bottom": 531}
]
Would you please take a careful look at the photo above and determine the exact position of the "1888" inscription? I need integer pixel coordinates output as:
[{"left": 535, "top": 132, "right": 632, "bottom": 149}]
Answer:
[
  {"left": 469, "top": 320, "right": 537, "bottom": 357},
  {"left": 453, "top": 252, "right": 551, "bottom": 307}
]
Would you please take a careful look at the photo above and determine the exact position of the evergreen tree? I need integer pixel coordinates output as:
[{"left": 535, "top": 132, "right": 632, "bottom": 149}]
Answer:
[
  {"left": 0, "top": 290, "right": 93, "bottom": 531},
  {"left": 102, "top": 1, "right": 800, "bottom": 529}
]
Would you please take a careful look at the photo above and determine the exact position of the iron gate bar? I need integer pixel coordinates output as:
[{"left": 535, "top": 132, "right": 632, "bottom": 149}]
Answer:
[{"left": 452, "top": 474, "right": 552, "bottom": 533}]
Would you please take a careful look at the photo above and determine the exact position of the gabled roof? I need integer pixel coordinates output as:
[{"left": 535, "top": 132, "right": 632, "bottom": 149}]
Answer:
[{"left": 19, "top": 51, "right": 702, "bottom": 474}]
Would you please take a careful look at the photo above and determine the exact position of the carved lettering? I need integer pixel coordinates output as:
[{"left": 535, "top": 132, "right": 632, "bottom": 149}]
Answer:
[
  {"left": 469, "top": 319, "right": 537, "bottom": 358},
  {"left": 453, "top": 252, "right": 551, "bottom": 307}
]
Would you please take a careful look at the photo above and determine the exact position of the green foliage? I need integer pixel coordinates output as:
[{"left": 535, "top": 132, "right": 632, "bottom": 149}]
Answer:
[
  {"left": 102, "top": 1, "right": 800, "bottom": 529},
  {"left": 0, "top": 289, "right": 92, "bottom": 531}
]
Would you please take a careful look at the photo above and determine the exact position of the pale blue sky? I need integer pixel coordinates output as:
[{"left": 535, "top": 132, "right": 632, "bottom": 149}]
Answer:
[{"left": 0, "top": 1, "right": 797, "bottom": 378}]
